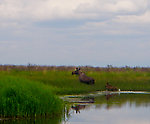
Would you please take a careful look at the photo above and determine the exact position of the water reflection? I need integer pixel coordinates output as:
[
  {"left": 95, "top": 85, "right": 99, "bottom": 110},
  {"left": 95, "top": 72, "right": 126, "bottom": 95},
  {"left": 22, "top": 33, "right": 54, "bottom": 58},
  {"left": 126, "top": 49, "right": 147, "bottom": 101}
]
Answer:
[
  {"left": 65, "top": 93, "right": 150, "bottom": 124},
  {"left": 71, "top": 105, "right": 86, "bottom": 114},
  {"left": 105, "top": 93, "right": 118, "bottom": 100},
  {"left": 1, "top": 92, "right": 150, "bottom": 124},
  {"left": 0, "top": 117, "right": 62, "bottom": 124}
]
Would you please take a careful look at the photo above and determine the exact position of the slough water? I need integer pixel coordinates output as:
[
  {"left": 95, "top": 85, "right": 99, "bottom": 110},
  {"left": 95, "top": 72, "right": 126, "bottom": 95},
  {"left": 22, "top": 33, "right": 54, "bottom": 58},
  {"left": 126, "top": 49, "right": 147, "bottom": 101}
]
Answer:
[
  {"left": 62, "top": 91, "right": 150, "bottom": 124},
  {"left": 62, "top": 91, "right": 150, "bottom": 103}
]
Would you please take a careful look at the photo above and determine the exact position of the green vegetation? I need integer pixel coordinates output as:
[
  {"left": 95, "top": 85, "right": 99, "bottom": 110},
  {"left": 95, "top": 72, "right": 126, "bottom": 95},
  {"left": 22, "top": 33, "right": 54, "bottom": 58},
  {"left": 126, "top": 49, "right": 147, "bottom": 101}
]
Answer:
[
  {"left": 1, "top": 66, "right": 150, "bottom": 95},
  {"left": 1, "top": 117, "right": 62, "bottom": 124},
  {"left": 0, "top": 75, "right": 63, "bottom": 118},
  {"left": 0, "top": 65, "right": 150, "bottom": 118}
]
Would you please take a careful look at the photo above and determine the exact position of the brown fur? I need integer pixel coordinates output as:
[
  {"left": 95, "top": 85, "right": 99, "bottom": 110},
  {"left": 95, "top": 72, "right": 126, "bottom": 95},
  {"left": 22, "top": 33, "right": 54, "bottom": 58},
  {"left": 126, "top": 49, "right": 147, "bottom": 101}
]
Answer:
[
  {"left": 105, "top": 82, "right": 118, "bottom": 91},
  {"left": 72, "top": 68, "right": 95, "bottom": 85}
]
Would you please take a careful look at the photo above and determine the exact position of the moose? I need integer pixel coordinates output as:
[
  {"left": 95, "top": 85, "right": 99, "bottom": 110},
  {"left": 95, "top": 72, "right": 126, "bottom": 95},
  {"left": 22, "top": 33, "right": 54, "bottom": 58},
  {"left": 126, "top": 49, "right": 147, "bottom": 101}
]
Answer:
[
  {"left": 105, "top": 82, "right": 118, "bottom": 91},
  {"left": 72, "top": 68, "right": 95, "bottom": 85}
]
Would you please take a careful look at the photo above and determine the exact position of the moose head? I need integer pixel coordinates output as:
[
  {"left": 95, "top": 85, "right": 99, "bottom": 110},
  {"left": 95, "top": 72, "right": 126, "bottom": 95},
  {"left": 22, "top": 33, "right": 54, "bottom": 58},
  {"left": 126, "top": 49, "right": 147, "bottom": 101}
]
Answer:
[{"left": 72, "top": 67, "right": 81, "bottom": 75}]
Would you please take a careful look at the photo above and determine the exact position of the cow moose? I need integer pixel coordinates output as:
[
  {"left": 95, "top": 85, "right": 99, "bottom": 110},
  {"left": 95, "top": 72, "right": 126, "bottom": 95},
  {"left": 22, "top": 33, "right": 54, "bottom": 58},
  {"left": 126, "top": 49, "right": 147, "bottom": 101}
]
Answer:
[
  {"left": 72, "top": 68, "right": 95, "bottom": 85},
  {"left": 105, "top": 82, "right": 118, "bottom": 91}
]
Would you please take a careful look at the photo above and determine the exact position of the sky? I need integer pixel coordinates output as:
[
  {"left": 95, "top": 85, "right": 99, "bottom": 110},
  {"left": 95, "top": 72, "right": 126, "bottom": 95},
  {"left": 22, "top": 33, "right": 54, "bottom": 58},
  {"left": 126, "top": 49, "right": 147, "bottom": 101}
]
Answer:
[{"left": 0, "top": 0, "right": 150, "bottom": 67}]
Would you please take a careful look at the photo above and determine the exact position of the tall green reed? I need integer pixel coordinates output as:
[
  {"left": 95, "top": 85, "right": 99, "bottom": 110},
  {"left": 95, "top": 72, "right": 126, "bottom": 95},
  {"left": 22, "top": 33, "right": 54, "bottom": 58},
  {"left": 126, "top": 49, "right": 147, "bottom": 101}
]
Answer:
[{"left": 0, "top": 75, "right": 63, "bottom": 118}]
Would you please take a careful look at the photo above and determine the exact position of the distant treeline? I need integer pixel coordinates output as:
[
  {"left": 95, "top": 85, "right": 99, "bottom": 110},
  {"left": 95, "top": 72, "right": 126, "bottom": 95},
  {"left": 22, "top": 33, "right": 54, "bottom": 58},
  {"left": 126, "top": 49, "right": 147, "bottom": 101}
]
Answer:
[{"left": 0, "top": 64, "right": 150, "bottom": 72}]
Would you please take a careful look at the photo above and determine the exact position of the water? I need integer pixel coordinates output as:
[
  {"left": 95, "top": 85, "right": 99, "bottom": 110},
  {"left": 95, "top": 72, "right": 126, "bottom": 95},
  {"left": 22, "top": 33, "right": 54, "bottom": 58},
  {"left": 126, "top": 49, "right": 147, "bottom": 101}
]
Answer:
[
  {"left": 63, "top": 91, "right": 150, "bottom": 124},
  {"left": 65, "top": 103, "right": 150, "bottom": 124},
  {"left": 1, "top": 91, "right": 150, "bottom": 124}
]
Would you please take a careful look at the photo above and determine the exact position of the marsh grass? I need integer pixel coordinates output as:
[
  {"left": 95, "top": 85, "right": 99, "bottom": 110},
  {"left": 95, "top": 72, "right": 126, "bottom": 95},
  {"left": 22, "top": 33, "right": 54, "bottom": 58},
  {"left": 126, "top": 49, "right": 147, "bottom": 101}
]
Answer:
[
  {"left": 2, "top": 69, "right": 150, "bottom": 95},
  {"left": 1, "top": 66, "right": 150, "bottom": 118},
  {"left": 0, "top": 75, "right": 63, "bottom": 118}
]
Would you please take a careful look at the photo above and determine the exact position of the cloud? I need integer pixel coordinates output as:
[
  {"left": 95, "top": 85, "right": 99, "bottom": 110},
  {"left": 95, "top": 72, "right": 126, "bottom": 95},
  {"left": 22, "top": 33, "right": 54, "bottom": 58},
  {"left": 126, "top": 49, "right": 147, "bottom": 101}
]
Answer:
[
  {"left": 113, "top": 10, "right": 150, "bottom": 24},
  {"left": 0, "top": 0, "right": 148, "bottom": 34},
  {"left": 0, "top": 0, "right": 149, "bottom": 37},
  {"left": 0, "top": 0, "right": 91, "bottom": 20},
  {"left": 0, "top": 0, "right": 148, "bottom": 21},
  {"left": 0, "top": 0, "right": 150, "bottom": 66},
  {"left": 76, "top": 0, "right": 147, "bottom": 14}
]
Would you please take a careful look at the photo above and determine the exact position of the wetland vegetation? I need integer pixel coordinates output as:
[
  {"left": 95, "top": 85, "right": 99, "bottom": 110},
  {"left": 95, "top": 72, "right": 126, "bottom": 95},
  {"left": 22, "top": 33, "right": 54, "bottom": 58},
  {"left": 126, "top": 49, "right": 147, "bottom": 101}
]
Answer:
[
  {"left": 0, "top": 65, "right": 150, "bottom": 119},
  {"left": 2, "top": 92, "right": 150, "bottom": 124},
  {"left": 0, "top": 74, "right": 63, "bottom": 118}
]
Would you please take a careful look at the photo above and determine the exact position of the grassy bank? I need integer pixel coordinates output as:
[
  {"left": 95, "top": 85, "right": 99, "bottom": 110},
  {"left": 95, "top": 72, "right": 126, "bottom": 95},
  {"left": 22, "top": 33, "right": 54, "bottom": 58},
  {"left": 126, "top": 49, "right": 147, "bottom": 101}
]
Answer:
[
  {"left": 0, "top": 75, "right": 63, "bottom": 118},
  {"left": 1, "top": 67, "right": 150, "bottom": 95}
]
